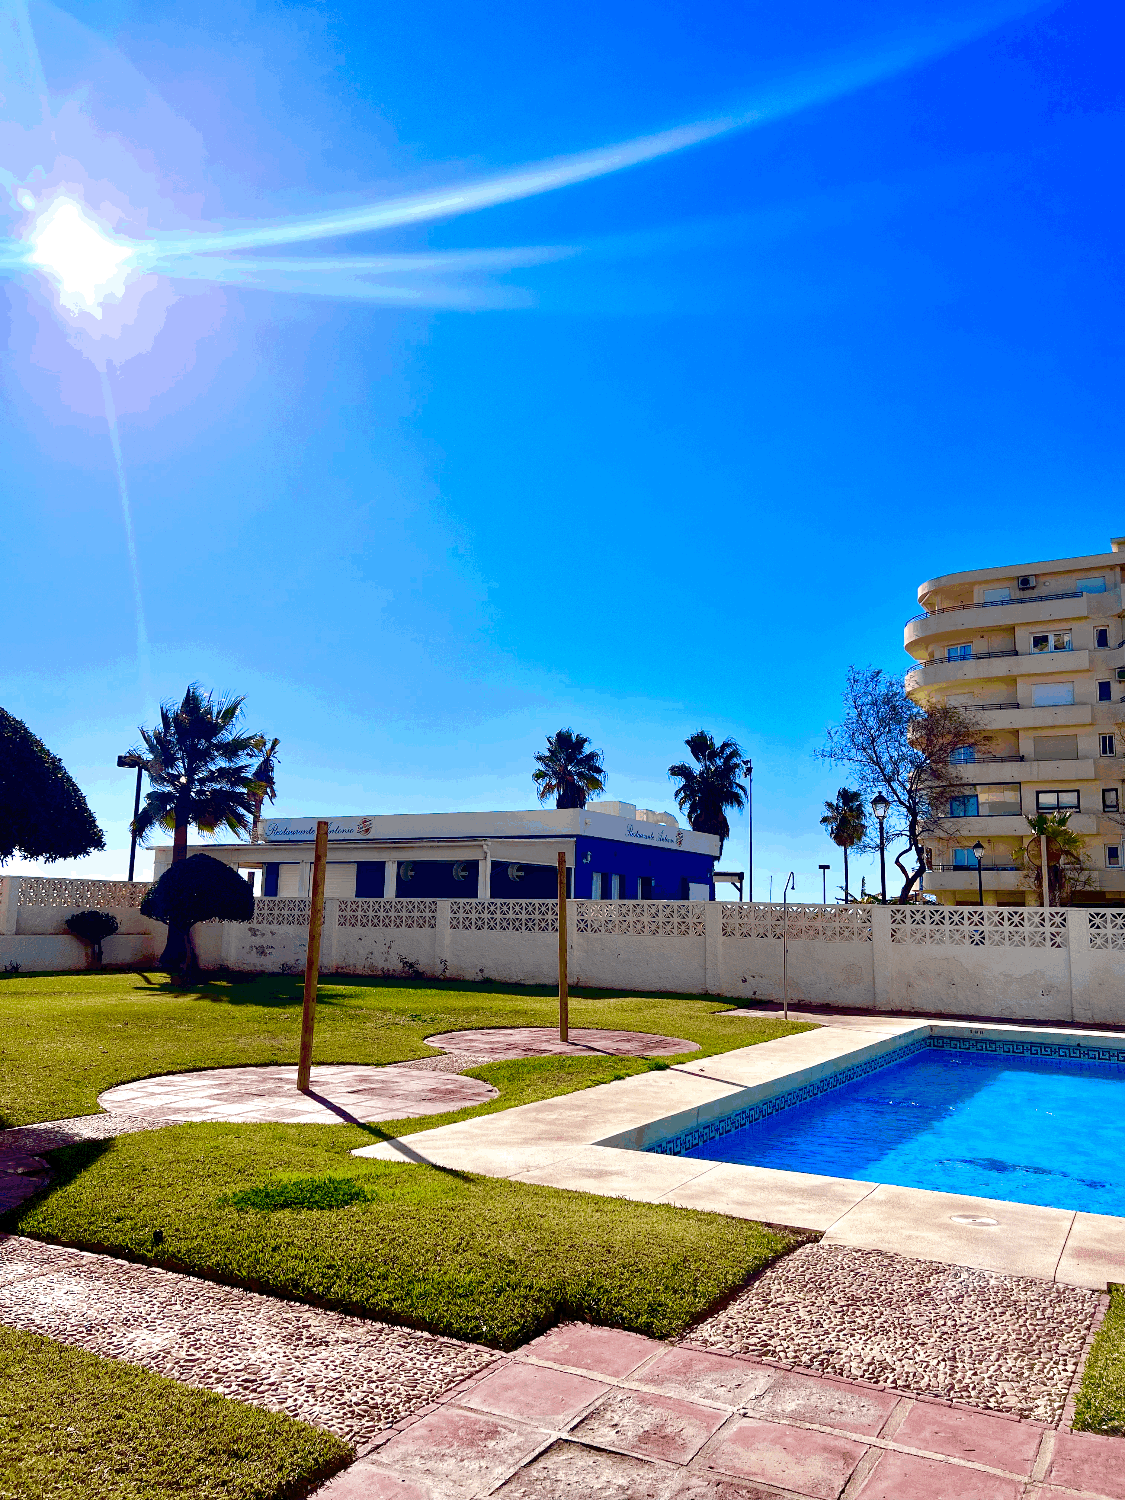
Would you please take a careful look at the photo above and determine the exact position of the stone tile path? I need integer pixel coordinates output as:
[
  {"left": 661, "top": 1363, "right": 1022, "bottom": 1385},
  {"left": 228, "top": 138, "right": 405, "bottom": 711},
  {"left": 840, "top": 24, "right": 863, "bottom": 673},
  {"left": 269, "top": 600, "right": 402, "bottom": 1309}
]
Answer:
[
  {"left": 422, "top": 1027, "right": 699, "bottom": 1060},
  {"left": 0, "top": 1234, "right": 496, "bottom": 1446},
  {"left": 316, "top": 1321, "right": 1125, "bottom": 1499},
  {"left": 688, "top": 1243, "right": 1100, "bottom": 1424},
  {"left": 98, "top": 1063, "right": 499, "bottom": 1123}
]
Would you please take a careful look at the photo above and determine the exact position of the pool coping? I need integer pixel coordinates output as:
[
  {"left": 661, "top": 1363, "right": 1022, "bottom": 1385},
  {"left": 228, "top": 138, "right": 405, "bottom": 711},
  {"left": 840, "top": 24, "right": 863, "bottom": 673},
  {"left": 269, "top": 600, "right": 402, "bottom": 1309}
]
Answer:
[{"left": 352, "top": 1018, "right": 1125, "bottom": 1290}]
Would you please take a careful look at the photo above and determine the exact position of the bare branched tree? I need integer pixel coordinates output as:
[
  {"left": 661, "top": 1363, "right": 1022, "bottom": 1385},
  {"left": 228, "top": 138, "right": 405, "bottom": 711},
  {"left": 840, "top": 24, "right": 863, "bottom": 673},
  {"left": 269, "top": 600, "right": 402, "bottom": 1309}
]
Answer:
[{"left": 819, "top": 667, "right": 983, "bottom": 902}]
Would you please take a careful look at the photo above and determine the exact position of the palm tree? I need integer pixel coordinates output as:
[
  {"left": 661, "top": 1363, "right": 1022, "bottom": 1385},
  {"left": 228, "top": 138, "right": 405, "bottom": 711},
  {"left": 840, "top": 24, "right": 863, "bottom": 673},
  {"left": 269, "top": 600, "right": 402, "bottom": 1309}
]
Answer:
[
  {"left": 821, "top": 788, "right": 866, "bottom": 903},
  {"left": 1020, "top": 812, "right": 1091, "bottom": 906},
  {"left": 667, "top": 731, "right": 750, "bottom": 858},
  {"left": 248, "top": 737, "right": 281, "bottom": 843},
  {"left": 129, "top": 685, "right": 267, "bottom": 864},
  {"left": 533, "top": 729, "right": 607, "bottom": 809}
]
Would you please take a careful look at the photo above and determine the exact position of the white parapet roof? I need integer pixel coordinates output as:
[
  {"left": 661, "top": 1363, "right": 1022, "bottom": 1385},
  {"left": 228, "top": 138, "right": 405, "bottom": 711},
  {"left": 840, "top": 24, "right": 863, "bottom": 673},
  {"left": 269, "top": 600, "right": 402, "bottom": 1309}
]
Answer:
[{"left": 259, "top": 805, "right": 719, "bottom": 857}]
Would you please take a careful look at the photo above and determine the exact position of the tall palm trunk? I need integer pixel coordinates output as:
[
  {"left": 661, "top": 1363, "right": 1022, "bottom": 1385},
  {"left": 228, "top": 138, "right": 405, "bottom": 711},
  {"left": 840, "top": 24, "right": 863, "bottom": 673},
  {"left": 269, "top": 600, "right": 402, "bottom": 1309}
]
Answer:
[
  {"left": 843, "top": 845, "right": 850, "bottom": 904},
  {"left": 172, "top": 822, "right": 189, "bottom": 863}
]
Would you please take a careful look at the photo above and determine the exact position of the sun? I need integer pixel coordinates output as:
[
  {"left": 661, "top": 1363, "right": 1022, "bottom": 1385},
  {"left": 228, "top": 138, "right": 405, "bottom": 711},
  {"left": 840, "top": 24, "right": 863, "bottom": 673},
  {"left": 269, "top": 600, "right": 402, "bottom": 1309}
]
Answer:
[{"left": 25, "top": 197, "right": 136, "bottom": 319}]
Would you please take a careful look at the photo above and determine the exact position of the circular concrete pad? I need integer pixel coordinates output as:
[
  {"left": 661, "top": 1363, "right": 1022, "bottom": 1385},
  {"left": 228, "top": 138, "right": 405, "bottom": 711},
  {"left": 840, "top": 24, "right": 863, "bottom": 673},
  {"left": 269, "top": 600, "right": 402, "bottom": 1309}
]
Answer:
[
  {"left": 423, "top": 1027, "right": 699, "bottom": 1060},
  {"left": 98, "top": 1064, "right": 498, "bottom": 1125}
]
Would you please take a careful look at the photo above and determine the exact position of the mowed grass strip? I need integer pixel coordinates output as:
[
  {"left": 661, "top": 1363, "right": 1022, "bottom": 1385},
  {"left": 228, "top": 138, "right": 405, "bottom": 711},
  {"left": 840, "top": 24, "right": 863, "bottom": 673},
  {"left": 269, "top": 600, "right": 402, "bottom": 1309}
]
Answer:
[
  {"left": 0, "top": 1324, "right": 351, "bottom": 1500},
  {"left": 1074, "top": 1283, "right": 1125, "bottom": 1435},
  {"left": 11, "top": 1123, "right": 801, "bottom": 1349},
  {"left": 0, "top": 971, "right": 808, "bottom": 1128}
]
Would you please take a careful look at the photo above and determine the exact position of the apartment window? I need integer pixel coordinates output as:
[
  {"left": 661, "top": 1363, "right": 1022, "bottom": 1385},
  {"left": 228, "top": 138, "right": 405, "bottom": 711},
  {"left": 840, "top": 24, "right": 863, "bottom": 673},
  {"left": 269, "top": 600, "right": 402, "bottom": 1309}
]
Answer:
[
  {"left": 637, "top": 876, "right": 654, "bottom": 900},
  {"left": 1107, "top": 847, "right": 1122, "bottom": 869},
  {"left": 952, "top": 848, "right": 981, "bottom": 867},
  {"left": 1036, "top": 790, "right": 1080, "bottom": 812},
  {"left": 949, "top": 745, "right": 977, "bottom": 764},
  {"left": 1032, "top": 682, "right": 1075, "bottom": 707},
  {"left": 1101, "top": 734, "right": 1117, "bottom": 758},
  {"left": 1099, "top": 680, "right": 1113, "bottom": 702},
  {"left": 1078, "top": 576, "right": 1107, "bottom": 594},
  {"left": 1031, "top": 631, "right": 1071, "bottom": 653},
  {"left": 978, "top": 785, "right": 1022, "bottom": 815},
  {"left": 983, "top": 587, "right": 1011, "bottom": 603},
  {"left": 1033, "top": 735, "right": 1078, "bottom": 761},
  {"left": 949, "top": 794, "right": 978, "bottom": 818},
  {"left": 1095, "top": 628, "right": 1110, "bottom": 649},
  {"left": 947, "top": 643, "right": 973, "bottom": 661},
  {"left": 1103, "top": 788, "right": 1120, "bottom": 812}
]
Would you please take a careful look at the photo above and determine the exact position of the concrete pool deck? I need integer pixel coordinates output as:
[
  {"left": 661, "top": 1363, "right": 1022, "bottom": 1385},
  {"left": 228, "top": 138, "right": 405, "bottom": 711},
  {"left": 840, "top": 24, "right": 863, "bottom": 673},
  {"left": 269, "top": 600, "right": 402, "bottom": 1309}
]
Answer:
[{"left": 352, "top": 1018, "right": 1125, "bottom": 1290}]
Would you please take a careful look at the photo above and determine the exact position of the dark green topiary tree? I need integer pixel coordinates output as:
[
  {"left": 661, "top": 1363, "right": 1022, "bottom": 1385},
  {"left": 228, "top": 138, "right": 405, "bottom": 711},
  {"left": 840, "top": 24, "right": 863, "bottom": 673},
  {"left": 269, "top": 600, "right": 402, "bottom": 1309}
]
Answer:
[
  {"left": 65, "top": 910, "right": 119, "bottom": 967},
  {"left": 141, "top": 853, "right": 255, "bottom": 981},
  {"left": 0, "top": 709, "right": 105, "bottom": 864}
]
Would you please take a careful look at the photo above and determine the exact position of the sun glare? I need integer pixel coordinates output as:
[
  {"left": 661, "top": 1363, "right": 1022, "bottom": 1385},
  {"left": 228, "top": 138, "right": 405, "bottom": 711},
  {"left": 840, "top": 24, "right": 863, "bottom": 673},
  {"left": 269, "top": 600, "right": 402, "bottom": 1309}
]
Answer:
[{"left": 26, "top": 197, "right": 135, "bottom": 318}]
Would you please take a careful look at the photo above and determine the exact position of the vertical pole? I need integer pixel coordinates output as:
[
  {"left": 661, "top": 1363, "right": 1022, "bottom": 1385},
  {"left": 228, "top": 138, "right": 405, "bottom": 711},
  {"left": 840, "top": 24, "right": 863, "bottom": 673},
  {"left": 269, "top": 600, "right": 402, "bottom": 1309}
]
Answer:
[
  {"left": 298, "top": 820, "right": 329, "bottom": 1091},
  {"left": 746, "top": 759, "right": 753, "bottom": 903},
  {"left": 878, "top": 822, "right": 887, "bottom": 904},
  {"left": 128, "top": 764, "right": 142, "bottom": 882},
  {"left": 782, "top": 900, "right": 789, "bottom": 1022},
  {"left": 1041, "top": 833, "right": 1050, "bottom": 910},
  {"left": 557, "top": 851, "right": 569, "bottom": 1043}
]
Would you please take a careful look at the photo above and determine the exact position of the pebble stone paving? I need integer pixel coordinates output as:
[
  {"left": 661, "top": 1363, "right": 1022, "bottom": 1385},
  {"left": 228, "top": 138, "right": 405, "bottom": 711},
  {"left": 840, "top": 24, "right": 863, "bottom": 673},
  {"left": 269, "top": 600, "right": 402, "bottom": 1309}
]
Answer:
[
  {"left": 686, "top": 1242, "right": 1100, "bottom": 1425},
  {"left": 0, "top": 1234, "right": 497, "bottom": 1446}
]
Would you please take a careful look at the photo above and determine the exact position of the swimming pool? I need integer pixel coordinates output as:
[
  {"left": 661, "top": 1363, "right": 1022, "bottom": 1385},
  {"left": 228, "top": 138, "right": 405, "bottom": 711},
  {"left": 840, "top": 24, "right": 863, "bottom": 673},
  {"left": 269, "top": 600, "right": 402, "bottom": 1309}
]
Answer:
[{"left": 650, "top": 1038, "right": 1125, "bottom": 1216}]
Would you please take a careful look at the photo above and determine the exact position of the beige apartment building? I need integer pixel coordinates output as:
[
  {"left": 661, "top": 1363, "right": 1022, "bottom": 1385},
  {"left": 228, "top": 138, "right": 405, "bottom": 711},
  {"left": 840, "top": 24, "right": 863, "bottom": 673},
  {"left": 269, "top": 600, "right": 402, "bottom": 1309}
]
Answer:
[{"left": 904, "top": 538, "right": 1125, "bottom": 906}]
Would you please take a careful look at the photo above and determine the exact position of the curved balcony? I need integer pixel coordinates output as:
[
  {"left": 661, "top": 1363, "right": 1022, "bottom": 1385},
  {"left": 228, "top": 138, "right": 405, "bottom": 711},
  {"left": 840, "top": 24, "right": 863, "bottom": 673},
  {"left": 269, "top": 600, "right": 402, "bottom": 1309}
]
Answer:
[
  {"left": 906, "top": 649, "right": 1092, "bottom": 688},
  {"left": 905, "top": 594, "right": 1092, "bottom": 650}
]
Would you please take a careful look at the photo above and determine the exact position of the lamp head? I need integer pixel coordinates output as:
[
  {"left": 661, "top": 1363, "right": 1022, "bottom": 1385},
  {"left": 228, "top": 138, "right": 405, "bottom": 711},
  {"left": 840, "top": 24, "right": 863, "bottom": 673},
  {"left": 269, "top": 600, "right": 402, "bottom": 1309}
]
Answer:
[
  {"left": 871, "top": 793, "right": 890, "bottom": 822},
  {"left": 972, "top": 840, "right": 985, "bottom": 861}
]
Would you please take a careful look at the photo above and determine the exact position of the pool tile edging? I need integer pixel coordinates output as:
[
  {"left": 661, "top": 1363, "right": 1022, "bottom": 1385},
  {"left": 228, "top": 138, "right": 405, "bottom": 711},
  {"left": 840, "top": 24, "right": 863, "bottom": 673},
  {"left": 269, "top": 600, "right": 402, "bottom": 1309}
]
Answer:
[{"left": 637, "top": 1028, "right": 1125, "bottom": 1159}]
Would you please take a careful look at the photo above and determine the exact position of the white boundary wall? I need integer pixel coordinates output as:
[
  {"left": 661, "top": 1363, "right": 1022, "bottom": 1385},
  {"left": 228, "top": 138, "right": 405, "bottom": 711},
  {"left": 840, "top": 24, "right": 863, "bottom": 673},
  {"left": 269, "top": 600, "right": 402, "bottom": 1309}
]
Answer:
[{"left": 4, "top": 879, "right": 1125, "bottom": 1025}]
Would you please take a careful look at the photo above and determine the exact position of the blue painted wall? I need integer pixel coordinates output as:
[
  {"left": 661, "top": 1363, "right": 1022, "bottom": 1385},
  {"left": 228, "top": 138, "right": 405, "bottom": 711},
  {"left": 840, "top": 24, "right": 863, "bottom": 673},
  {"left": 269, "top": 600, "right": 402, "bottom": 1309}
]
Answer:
[{"left": 572, "top": 835, "right": 715, "bottom": 900}]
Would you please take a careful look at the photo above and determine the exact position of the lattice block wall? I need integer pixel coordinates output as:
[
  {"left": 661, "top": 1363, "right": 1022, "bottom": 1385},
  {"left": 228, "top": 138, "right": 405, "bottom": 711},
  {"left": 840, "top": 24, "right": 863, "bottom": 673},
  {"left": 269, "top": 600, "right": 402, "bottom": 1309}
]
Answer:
[
  {"left": 890, "top": 906, "right": 1068, "bottom": 948},
  {"left": 337, "top": 898, "right": 437, "bottom": 930},
  {"left": 721, "top": 903, "right": 873, "bottom": 942},
  {"left": 15, "top": 878, "right": 151, "bottom": 909},
  {"left": 575, "top": 900, "right": 707, "bottom": 937},
  {"left": 449, "top": 900, "right": 557, "bottom": 932}
]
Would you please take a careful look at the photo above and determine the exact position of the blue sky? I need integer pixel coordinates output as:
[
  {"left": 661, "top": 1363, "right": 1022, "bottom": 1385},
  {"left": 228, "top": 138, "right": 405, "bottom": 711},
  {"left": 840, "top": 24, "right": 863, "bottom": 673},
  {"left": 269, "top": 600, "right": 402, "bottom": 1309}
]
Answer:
[{"left": 2, "top": 0, "right": 1121, "bottom": 900}]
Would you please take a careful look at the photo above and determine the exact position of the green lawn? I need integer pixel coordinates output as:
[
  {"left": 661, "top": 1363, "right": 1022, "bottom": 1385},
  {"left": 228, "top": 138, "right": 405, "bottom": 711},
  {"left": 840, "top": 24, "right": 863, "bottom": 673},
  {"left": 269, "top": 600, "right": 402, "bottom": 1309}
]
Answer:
[
  {"left": 0, "top": 969, "right": 808, "bottom": 1128},
  {"left": 1, "top": 971, "right": 809, "bottom": 1350},
  {"left": 1074, "top": 1284, "right": 1125, "bottom": 1436},
  {"left": 12, "top": 1123, "right": 802, "bottom": 1351},
  {"left": 0, "top": 1324, "right": 351, "bottom": 1500}
]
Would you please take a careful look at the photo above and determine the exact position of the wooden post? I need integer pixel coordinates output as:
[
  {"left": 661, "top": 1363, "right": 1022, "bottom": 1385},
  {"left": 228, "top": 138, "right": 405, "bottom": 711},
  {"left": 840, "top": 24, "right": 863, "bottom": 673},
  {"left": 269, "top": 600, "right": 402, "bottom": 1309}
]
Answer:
[
  {"left": 297, "top": 820, "right": 329, "bottom": 1091},
  {"left": 557, "top": 851, "right": 568, "bottom": 1043}
]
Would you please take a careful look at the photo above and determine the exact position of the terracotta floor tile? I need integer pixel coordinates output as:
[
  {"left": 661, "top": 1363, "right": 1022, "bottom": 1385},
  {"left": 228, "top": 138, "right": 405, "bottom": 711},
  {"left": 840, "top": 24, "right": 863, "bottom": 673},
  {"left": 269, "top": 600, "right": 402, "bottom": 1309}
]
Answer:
[
  {"left": 702, "top": 1415, "right": 867, "bottom": 1499},
  {"left": 524, "top": 1323, "right": 660, "bottom": 1378},
  {"left": 892, "top": 1403, "right": 1042, "bottom": 1476},
  {"left": 491, "top": 1438, "right": 668, "bottom": 1498},
  {"left": 570, "top": 1387, "right": 727, "bottom": 1464},
  {"left": 855, "top": 1450, "right": 1024, "bottom": 1499},
  {"left": 638, "top": 1347, "right": 772, "bottom": 1406},
  {"left": 374, "top": 1406, "right": 543, "bottom": 1497},
  {"left": 461, "top": 1361, "right": 608, "bottom": 1425},
  {"left": 666, "top": 1473, "right": 792, "bottom": 1499},
  {"left": 1046, "top": 1429, "right": 1125, "bottom": 1498},
  {"left": 313, "top": 1464, "right": 435, "bottom": 1498},
  {"left": 743, "top": 1370, "right": 898, "bottom": 1437}
]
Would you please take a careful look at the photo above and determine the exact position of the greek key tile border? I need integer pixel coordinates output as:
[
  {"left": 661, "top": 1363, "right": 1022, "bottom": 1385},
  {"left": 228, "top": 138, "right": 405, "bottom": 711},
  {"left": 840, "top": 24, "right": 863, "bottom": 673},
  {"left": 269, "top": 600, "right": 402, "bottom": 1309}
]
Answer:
[{"left": 645, "top": 1033, "right": 1125, "bottom": 1156}]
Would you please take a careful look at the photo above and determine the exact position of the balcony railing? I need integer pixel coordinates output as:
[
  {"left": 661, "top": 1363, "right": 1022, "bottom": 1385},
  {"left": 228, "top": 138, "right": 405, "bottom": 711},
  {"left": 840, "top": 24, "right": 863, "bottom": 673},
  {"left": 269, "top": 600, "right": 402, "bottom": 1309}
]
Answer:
[
  {"left": 976, "top": 701, "right": 1021, "bottom": 711},
  {"left": 945, "top": 809, "right": 1023, "bottom": 818},
  {"left": 907, "top": 590, "right": 1083, "bottom": 626},
  {"left": 906, "top": 646, "right": 1092, "bottom": 678},
  {"left": 932, "top": 863, "right": 1020, "bottom": 873}
]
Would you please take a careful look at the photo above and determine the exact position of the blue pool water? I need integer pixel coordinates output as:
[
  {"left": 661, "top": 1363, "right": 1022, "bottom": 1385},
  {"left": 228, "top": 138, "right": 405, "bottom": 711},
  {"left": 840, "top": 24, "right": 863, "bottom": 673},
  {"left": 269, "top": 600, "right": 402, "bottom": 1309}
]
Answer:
[{"left": 677, "top": 1044, "right": 1125, "bottom": 1215}]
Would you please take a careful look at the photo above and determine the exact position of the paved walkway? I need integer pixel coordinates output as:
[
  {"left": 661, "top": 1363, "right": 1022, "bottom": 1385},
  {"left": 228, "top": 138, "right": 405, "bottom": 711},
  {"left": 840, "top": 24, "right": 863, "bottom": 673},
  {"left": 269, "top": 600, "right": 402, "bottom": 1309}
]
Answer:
[
  {"left": 98, "top": 1063, "right": 498, "bottom": 1123},
  {"left": 0, "top": 1234, "right": 496, "bottom": 1446},
  {"left": 320, "top": 1320, "right": 1125, "bottom": 1499},
  {"left": 423, "top": 1027, "right": 700, "bottom": 1059}
]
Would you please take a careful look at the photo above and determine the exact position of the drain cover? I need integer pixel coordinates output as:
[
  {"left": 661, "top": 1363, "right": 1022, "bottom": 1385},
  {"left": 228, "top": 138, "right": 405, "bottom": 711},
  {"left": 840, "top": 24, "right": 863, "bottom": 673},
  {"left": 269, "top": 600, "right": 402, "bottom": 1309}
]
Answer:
[{"left": 950, "top": 1213, "right": 999, "bottom": 1227}]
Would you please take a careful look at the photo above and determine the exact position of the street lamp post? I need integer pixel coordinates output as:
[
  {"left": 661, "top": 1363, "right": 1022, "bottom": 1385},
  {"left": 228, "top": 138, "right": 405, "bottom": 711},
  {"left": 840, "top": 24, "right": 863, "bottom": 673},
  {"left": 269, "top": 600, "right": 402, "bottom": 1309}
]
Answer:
[
  {"left": 819, "top": 863, "right": 830, "bottom": 904},
  {"left": 973, "top": 839, "right": 985, "bottom": 907},
  {"left": 781, "top": 871, "right": 795, "bottom": 1020},
  {"left": 871, "top": 793, "right": 890, "bottom": 903},
  {"left": 116, "top": 753, "right": 146, "bottom": 883}
]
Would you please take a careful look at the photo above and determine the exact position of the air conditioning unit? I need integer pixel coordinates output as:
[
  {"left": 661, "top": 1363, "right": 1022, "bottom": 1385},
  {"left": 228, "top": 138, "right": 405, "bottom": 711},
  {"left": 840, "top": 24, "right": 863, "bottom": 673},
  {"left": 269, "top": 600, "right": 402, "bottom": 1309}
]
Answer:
[{"left": 1017, "top": 575, "right": 1036, "bottom": 590}]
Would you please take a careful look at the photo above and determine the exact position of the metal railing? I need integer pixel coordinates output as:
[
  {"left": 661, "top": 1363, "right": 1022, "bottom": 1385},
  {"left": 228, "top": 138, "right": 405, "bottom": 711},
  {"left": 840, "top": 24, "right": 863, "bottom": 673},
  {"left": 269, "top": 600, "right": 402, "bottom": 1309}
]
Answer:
[
  {"left": 931, "top": 863, "right": 1019, "bottom": 873},
  {"left": 907, "top": 590, "right": 1083, "bottom": 626}
]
